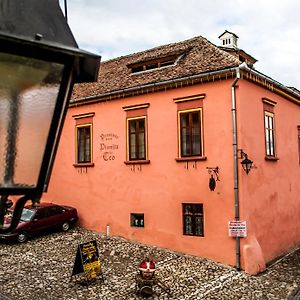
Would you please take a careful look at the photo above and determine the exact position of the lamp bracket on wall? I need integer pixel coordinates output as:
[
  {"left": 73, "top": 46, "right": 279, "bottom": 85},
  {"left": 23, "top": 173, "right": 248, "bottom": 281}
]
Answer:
[{"left": 206, "top": 167, "right": 220, "bottom": 191}]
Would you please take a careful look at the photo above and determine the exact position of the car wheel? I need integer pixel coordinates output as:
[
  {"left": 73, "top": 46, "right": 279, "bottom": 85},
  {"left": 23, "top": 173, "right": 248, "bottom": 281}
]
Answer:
[
  {"left": 62, "top": 221, "right": 70, "bottom": 232},
  {"left": 17, "top": 232, "right": 28, "bottom": 243}
]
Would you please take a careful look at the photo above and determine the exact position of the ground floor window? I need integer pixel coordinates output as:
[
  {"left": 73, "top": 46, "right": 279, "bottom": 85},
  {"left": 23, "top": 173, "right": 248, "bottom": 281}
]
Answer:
[{"left": 182, "top": 203, "right": 204, "bottom": 236}]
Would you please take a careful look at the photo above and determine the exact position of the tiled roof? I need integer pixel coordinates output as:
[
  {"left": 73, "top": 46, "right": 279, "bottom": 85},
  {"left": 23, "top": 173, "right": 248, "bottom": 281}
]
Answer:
[{"left": 71, "top": 36, "right": 241, "bottom": 101}]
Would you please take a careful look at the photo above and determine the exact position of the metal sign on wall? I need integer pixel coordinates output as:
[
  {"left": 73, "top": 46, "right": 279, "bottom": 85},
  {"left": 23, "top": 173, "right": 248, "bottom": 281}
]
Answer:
[{"left": 228, "top": 220, "right": 247, "bottom": 237}]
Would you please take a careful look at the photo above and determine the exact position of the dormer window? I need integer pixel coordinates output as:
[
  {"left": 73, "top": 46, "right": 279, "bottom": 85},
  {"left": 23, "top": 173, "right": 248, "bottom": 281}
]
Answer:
[
  {"left": 131, "top": 65, "right": 144, "bottom": 73},
  {"left": 128, "top": 54, "right": 179, "bottom": 74},
  {"left": 223, "top": 38, "right": 232, "bottom": 46},
  {"left": 219, "top": 30, "right": 239, "bottom": 49}
]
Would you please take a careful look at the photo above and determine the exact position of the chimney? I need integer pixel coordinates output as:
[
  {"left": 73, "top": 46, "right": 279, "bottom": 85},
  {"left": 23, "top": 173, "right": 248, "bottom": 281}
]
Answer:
[{"left": 218, "top": 30, "right": 239, "bottom": 49}]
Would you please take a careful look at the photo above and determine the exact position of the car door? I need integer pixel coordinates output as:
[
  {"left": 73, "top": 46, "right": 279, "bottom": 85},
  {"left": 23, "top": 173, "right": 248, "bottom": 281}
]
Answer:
[
  {"left": 45, "top": 205, "right": 65, "bottom": 231},
  {"left": 29, "top": 208, "right": 49, "bottom": 235}
]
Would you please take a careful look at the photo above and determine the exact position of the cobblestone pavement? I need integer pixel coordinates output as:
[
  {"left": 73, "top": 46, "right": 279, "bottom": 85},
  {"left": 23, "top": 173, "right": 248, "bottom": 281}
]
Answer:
[{"left": 0, "top": 227, "right": 300, "bottom": 299}]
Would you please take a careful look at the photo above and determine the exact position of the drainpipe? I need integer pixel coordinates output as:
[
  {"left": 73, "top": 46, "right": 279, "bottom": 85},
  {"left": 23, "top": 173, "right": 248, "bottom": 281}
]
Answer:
[{"left": 231, "top": 62, "right": 249, "bottom": 270}]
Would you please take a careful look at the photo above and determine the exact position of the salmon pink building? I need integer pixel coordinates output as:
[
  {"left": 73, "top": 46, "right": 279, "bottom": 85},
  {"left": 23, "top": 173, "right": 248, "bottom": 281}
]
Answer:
[{"left": 43, "top": 31, "right": 300, "bottom": 275}]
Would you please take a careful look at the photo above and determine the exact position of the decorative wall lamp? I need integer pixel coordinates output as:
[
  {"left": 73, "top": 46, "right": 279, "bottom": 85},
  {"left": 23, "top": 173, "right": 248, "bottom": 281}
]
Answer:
[
  {"left": 238, "top": 150, "right": 253, "bottom": 174},
  {"left": 0, "top": 0, "right": 100, "bottom": 231},
  {"left": 206, "top": 167, "right": 220, "bottom": 191}
]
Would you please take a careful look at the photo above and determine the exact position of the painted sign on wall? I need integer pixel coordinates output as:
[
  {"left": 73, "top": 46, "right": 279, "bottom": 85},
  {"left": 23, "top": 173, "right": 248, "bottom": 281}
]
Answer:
[{"left": 99, "top": 133, "right": 119, "bottom": 161}]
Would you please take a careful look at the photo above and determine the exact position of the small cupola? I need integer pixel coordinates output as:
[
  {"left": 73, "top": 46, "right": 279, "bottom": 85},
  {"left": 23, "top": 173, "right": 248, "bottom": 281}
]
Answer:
[{"left": 218, "top": 30, "right": 239, "bottom": 49}]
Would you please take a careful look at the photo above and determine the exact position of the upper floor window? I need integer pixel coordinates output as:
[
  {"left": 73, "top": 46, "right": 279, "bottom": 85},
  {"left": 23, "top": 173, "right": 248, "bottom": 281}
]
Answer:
[
  {"left": 264, "top": 112, "right": 275, "bottom": 157},
  {"left": 263, "top": 98, "right": 277, "bottom": 159},
  {"left": 298, "top": 126, "right": 300, "bottom": 164},
  {"left": 123, "top": 103, "right": 150, "bottom": 164},
  {"left": 73, "top": 112, "right": 94, "bottom": 167},
  {"left": 77, "top": 125, "right": 92, "bottom": 163},
  {"left": 128, "top": 117, "right": 147, "bottom": 160},
  {"left": 179, "top": 108, "right": 203, "bottom": 157},
  {"left": 182, "top": 203, "right": 204, "bottom": 237},
  {"left": 173, "top": 94, "right": 206, "bottom": 162}
]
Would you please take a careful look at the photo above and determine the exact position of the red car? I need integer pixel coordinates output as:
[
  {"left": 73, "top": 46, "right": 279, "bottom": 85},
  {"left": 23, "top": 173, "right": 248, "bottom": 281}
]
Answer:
[{"left": 0, "top": 202, "right": 78, "bottom": 243}]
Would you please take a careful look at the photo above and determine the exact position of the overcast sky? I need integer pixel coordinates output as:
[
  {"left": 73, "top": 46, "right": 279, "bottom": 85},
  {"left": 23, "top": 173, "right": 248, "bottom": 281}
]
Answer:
[{"left": 60, "top": 0, "right": 300, "bottom": 89}]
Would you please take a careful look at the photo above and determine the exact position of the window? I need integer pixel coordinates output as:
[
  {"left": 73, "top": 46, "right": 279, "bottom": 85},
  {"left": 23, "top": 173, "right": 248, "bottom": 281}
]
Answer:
[
  {"left": 128, "top": 54, "right": 179, "bottom": 74},
  {"left": 182, "top": 204, "right": 204, "bottom": 236},
  {"left": 298, "top": 126, "right": 300, "bottom": 164},
  {"left": 73, "top": 113, "right": 94, "bottom": 167},
  {"left": 131, "top": 213, "right": 144, "bottom": 227},
  {"left": 264, "top": 112, "right": 276, "bottom": 157},
  {"left": 262, "top": 98, "right": 277, "bottom": 159},
  {"left": 179, "top": 109, "right": 202, "bottom": 157},
  {"left": 127, "top": 117, "right": 147, "bottom": 161},
  {"left": 76, "top": 125, "right": 92, "bottom": 163}
]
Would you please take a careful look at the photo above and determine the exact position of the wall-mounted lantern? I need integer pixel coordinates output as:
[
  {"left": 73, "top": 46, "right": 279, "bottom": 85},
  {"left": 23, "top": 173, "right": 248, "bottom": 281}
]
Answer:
[
  {"left": 0, "top": 0, "right": 100, "bottom": 231},
  {"left": 206, "top": 167, "right": 220, "bottom": 191},
  {"left": 238, "top": 150, "right": 253, "bottom": 175}
]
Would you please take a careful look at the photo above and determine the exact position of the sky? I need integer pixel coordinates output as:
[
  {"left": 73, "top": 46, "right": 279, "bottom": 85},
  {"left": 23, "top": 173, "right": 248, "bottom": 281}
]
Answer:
[{"left": 59, "top": 0, "right": 300, "bottom": 89}]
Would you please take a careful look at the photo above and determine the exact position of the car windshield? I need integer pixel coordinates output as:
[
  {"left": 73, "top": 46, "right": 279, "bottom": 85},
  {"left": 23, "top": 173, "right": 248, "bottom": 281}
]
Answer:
[{"left": 20, "top": 208, "right": 35, "bottom": 222}]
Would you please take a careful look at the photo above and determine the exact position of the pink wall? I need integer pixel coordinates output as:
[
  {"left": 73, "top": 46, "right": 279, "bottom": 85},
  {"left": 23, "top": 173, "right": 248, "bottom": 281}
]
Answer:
[
  {"left": 236, "top": 80, "right": 300, "bottom": 272},
  {"left": 44, "top": 80, "right": 238, "bottom": 266},
  {"left": 43, "top": 77, "right": 300, "bottom": 274}
]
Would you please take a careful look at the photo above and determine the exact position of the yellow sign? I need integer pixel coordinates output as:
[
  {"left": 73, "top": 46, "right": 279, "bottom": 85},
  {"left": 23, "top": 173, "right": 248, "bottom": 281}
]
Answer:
[{"left": 72, "top": 240, "right": 101, "bottom": 281}]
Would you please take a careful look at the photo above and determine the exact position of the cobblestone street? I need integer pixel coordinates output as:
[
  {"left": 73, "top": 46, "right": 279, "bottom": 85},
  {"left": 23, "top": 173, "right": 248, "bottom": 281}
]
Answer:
[{"left": 0, "top": 227, "right": 300, "bottom": 299}]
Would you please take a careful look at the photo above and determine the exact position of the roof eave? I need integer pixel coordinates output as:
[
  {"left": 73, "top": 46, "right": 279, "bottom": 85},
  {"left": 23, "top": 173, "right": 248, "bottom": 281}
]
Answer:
[
  {"left": 70, "top": 66, "right": 300, "bottom": 107},
  {"left": 70, "top": 67, "right": 239, "bottom": 107}
]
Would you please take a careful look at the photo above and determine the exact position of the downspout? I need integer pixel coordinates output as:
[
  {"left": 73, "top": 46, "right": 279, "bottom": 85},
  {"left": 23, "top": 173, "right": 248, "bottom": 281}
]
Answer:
[{"left": 232, "top": 62, "right": 250, "bottom": 270}]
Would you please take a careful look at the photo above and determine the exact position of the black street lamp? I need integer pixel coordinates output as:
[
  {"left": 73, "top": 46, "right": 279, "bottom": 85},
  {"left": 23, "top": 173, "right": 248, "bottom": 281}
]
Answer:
[
  {"left": 238, "top": 150, "right": 253, "bottom": 175},
  {"left": 0, "top": 0, "right": 100, "bottom": 231}
]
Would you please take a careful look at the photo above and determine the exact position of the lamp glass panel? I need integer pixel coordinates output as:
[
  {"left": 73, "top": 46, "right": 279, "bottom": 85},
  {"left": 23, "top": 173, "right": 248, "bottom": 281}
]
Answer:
[{"left": 0, "top": 52, "right": 64, "bottom": 189}]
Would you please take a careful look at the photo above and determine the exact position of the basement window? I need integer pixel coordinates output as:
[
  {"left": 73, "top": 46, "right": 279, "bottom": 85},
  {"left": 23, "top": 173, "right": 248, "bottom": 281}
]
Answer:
[{"left": 131, "top": 213, "right": 144, "bottom": 227}]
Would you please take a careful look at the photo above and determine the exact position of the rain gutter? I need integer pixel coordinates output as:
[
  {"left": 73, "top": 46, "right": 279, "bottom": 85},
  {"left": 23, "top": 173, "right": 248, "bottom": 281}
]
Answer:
[{"left": 231, "top": 63, "right": 243, "bottom": 271}]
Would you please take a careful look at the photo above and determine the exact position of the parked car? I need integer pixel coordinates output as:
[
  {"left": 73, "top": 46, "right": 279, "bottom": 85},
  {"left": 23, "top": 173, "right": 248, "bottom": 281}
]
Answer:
[{"left": 0, "top": 202, "right": 78, "bottom": 243}]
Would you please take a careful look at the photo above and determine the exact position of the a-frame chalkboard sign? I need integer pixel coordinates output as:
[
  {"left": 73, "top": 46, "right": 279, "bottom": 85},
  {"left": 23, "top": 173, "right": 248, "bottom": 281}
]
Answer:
[{"left": 71, "top": 240, "right": 103, "bottom": 284}]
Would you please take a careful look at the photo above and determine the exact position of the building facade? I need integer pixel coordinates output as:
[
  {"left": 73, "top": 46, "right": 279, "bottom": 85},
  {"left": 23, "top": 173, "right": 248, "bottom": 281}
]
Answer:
[{"left": 43, "top": 32, "right": 300, "bottom": 275}]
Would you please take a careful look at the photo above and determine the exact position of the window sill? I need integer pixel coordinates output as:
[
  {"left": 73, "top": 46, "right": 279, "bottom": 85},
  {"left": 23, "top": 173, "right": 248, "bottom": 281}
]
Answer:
[
  {"left": 73, "top": 163, "right": 95, "bottom": 168},
  {"left": 265, "top": 156, "right": 279, "bottom": 161},
  {"left": 175, "top": 156, "right": 207, "bottom": 162},
  {"left": 124, "top": 160, "right": 150, "bottom": 165},
  {"left": 183, "top": 234, "right": 204, "bottom": 237}
]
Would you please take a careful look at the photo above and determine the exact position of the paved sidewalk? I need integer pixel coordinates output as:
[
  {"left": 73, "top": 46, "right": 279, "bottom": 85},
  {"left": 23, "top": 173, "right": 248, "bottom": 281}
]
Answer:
[{"left": 0, "top": 227, "right": 300, "bottom": 299}]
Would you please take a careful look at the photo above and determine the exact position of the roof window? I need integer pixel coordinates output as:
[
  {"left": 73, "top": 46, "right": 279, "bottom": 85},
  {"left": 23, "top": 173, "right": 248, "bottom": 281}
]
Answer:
[{"left": 128, "top": 55, "right": 179, "bottom": 74}]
